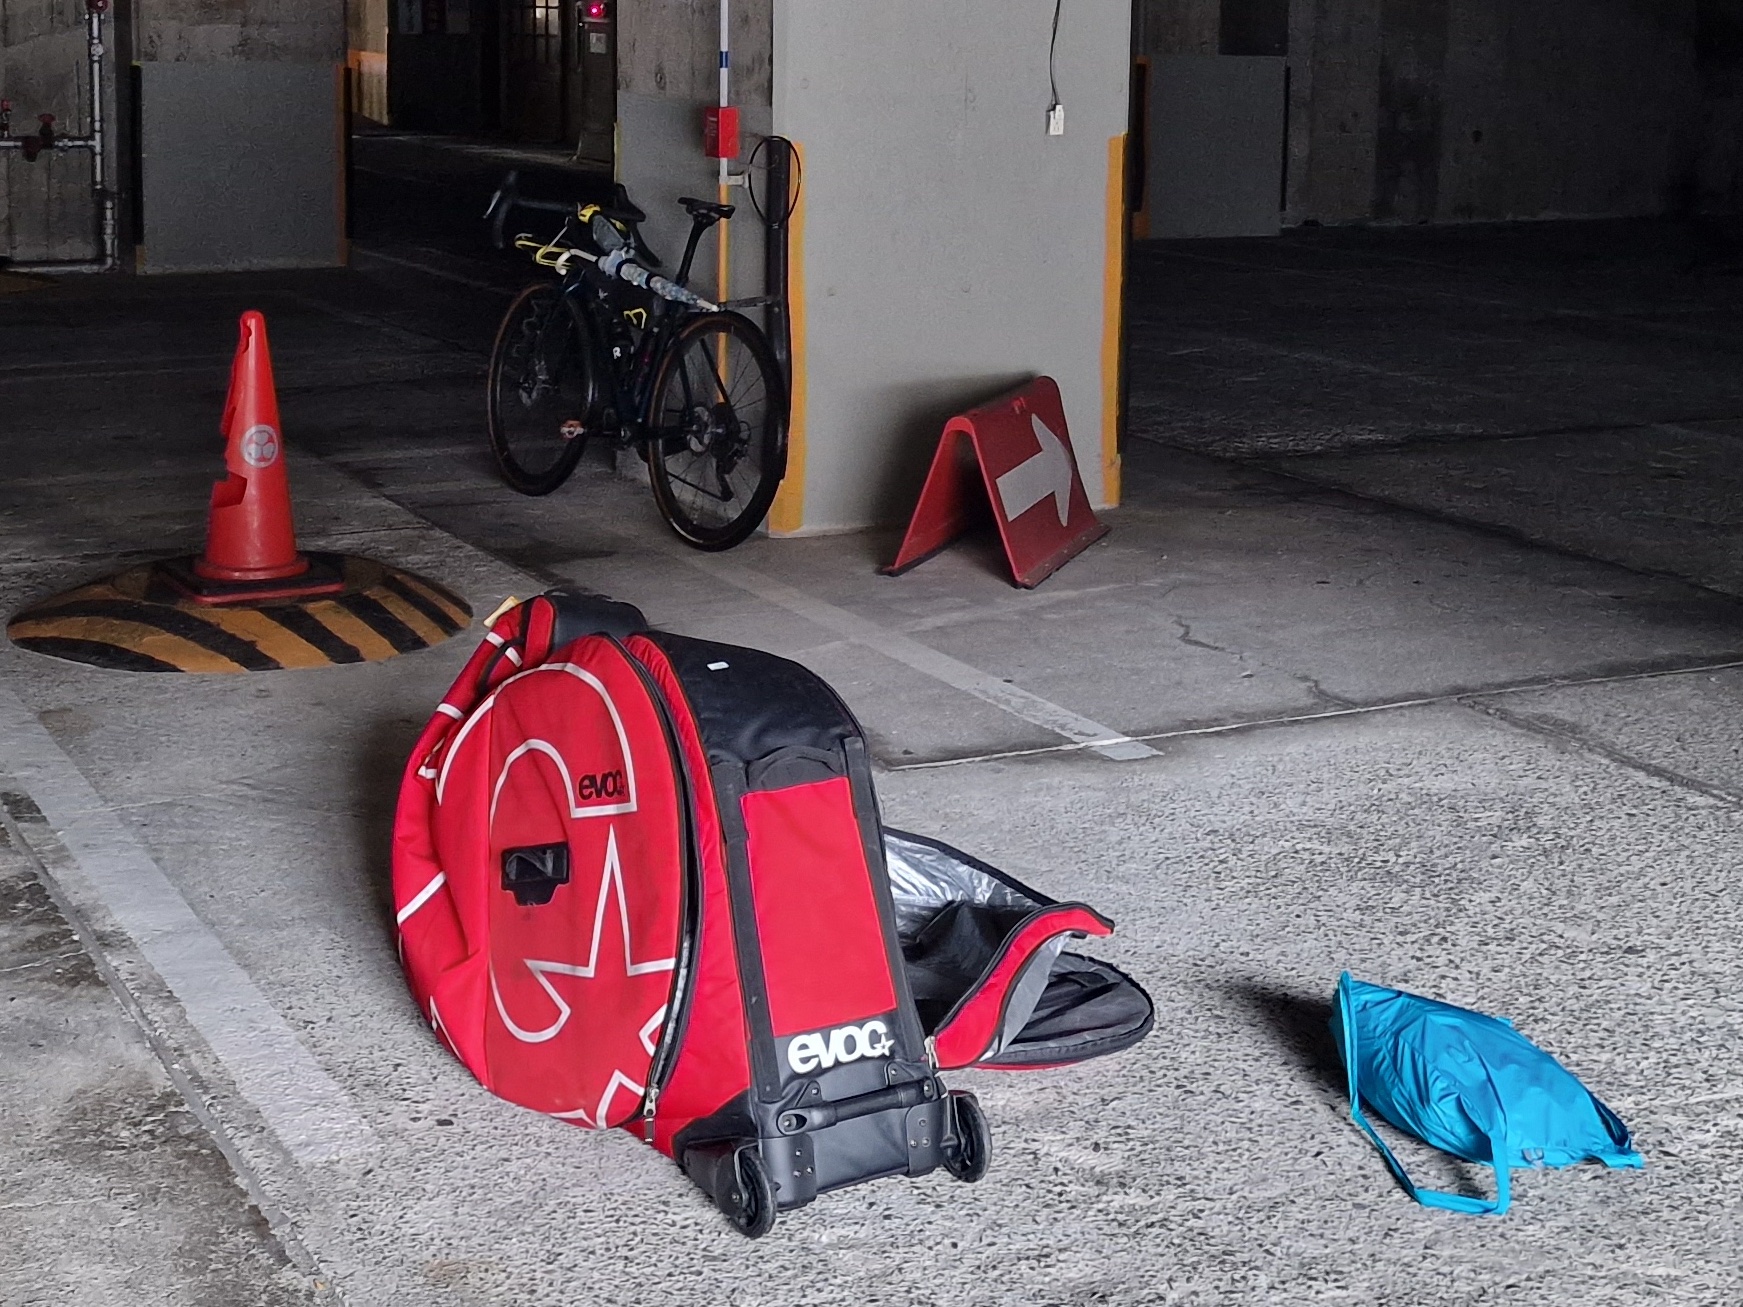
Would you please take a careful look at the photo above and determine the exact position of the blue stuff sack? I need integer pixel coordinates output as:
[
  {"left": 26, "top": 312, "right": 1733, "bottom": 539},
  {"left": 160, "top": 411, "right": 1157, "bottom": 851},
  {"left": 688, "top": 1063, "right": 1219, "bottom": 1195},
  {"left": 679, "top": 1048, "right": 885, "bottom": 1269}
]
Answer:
[{"left": 1331, "top": 972, "right": 1643, "bottom": 1214}]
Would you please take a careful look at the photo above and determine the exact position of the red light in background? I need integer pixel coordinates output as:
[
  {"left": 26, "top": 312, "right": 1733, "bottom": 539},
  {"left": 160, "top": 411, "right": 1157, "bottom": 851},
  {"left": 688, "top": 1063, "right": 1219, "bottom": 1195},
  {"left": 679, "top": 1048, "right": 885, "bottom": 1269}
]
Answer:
[{"left": 584, "top": 2, "right": 605, "bottom": 17}]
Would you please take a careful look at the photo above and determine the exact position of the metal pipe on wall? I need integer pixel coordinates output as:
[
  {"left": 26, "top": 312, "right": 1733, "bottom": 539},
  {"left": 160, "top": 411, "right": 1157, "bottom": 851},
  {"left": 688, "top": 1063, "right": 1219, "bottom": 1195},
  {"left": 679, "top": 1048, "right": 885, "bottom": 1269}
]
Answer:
[
  {"left": 717, "top": 0, "right": 730, "bottom": 189},
  {"left": 0, "top": 1, "right": 118, "bottom": 270},
  {"left": 714, "top": 0, "right": 730, "bottom": 301}
]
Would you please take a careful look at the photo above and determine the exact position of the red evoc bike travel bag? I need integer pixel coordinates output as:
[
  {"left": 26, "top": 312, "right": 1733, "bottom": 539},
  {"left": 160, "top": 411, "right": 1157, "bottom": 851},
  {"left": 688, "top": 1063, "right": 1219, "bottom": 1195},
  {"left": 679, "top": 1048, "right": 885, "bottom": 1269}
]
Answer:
[{"left": 392, "top": 591, "right": 1152, "bottom": 1236}]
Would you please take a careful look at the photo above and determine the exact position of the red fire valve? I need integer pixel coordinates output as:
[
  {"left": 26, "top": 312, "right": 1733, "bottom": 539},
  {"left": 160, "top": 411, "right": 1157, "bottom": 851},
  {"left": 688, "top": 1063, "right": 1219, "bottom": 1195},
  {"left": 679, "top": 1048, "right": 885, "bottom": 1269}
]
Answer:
[
  {"left": 20, "top": 114, "right": 54, "bottom": 162},
  {"left": 703, "top": 105, "right": 739, "bottom": 161}
]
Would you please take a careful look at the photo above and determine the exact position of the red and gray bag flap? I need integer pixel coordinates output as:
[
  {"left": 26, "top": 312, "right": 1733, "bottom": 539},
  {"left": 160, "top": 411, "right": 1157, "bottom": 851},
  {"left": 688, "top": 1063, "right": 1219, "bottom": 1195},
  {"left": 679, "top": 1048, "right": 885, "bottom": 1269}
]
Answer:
[{"left": 885, "top": 830, "right": 1153, "bottom": 1070}]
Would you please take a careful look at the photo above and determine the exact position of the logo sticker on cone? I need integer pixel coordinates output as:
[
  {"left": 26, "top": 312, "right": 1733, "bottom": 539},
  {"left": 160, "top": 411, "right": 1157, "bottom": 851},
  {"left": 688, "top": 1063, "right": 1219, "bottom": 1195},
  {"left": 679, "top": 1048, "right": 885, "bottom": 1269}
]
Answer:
[
  {"left": 239, "top": 424, "right": 280, "bottom": 469},
  {"left": 194, "top": 311, "right": 309, "bottom": 584}
]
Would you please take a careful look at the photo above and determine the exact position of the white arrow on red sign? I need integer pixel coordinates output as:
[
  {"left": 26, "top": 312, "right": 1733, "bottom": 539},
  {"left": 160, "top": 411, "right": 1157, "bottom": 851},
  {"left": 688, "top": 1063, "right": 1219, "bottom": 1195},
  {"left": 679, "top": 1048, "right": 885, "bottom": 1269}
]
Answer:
[{"left": 993, "top": 413, "right": 1074, "bottom": 527}]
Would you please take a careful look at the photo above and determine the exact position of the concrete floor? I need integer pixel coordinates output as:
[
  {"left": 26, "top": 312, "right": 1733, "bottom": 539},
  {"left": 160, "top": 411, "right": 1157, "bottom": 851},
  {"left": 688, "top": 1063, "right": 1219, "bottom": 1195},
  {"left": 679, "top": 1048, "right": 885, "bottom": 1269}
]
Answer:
[{"left": 2, "top": 145, "right": 1742, "bottom": 1304}]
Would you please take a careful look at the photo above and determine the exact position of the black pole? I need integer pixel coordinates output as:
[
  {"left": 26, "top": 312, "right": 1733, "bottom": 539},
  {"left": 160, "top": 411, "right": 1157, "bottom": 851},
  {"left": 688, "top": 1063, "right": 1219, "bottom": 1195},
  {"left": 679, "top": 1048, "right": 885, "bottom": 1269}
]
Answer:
[{"left": 761, "top": 135, "right": 793, "bottom": 388}]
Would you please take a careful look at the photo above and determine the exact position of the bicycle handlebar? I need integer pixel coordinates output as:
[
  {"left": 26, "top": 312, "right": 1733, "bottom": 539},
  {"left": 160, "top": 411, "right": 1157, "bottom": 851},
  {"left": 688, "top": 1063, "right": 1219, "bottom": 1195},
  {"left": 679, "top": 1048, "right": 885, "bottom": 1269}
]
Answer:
[{"left": 512, "top": 234, "right": 720, "bottom": 313}]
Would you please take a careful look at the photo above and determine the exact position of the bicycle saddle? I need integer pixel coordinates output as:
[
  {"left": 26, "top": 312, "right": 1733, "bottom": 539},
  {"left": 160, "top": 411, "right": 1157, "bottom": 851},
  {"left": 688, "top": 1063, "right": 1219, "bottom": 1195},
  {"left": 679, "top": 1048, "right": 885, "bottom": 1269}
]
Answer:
[{"left": 679, "top": 196, "right": 736, "bottom": 222}]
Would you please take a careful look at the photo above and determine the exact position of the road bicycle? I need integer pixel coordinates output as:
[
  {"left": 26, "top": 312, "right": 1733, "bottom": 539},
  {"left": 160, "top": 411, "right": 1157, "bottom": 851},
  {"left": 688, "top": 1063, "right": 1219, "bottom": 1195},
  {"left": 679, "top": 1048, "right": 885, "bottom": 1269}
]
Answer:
[{"left": 483, "top": 174, "right": 788, "bottom": 550}]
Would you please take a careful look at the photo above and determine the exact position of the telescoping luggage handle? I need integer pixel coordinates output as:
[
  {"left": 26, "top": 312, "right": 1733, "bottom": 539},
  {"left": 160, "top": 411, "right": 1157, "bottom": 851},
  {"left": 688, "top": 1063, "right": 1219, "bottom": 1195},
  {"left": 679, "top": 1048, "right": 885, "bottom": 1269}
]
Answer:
[{"left": 1336, "top": 977, "right": 1510, "bottom": 1215}]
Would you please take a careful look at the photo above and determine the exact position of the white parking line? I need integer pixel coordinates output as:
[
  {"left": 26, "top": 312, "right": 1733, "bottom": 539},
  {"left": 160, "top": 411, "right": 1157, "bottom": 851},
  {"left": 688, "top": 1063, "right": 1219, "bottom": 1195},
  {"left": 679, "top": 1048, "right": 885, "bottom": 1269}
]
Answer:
[
  {"left": 0, "top": 686, "right": 375, "bottom": 1167},
  {"left": 351, "top": 245, "right": 518, "bottom": 294},
  {"left": 679, "top": 557, "right": 1159, "bottom": 762}
]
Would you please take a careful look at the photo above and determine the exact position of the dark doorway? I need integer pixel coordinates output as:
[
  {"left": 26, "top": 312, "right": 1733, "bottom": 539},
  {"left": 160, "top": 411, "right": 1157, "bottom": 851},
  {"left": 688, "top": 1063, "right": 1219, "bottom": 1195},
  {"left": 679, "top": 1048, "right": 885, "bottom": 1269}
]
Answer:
[
  {"left": 381, "top": 0, "right": 615, "bottom": 152},
  {"left": 500, "top": 0, "right": 615, "bottom": 154},
  {"left": 503, "top": 0, "right": 565, "bottom": 141}
]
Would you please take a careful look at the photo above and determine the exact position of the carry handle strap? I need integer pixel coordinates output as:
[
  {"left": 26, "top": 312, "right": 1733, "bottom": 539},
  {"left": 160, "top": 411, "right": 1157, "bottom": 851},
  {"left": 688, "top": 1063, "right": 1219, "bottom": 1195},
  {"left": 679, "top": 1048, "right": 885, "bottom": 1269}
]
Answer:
[{"left": 1339, "top": 980, "right": 1511, "bottom": 1216}]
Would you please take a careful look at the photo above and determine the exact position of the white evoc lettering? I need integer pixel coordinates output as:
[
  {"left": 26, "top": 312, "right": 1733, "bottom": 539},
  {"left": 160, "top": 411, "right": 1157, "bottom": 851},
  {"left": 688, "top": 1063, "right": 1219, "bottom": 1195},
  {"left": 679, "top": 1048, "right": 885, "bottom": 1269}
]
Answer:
[{"left": 786, "top": 1019, "right": 895, "bottom": 1075}]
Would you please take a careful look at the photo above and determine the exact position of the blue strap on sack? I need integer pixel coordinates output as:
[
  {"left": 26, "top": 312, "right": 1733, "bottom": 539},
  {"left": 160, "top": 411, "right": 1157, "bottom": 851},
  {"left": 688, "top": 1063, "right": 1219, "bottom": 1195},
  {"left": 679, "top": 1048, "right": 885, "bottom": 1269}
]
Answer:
[{"left": 1332, "top": 973, "right": 1642, "bottom": 1215}]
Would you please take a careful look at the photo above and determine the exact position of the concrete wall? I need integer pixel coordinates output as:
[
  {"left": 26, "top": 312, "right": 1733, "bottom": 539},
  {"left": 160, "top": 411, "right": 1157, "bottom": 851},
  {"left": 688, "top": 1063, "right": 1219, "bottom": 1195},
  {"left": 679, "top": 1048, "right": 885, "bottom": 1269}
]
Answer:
[
  {"left": 138, "top": 0, "right": 342, "bottom": 61},
  {"left": 1696, "top": 0, "right": 1743, "bottom": 213},
  {"left": 135, "top": 0, "right": 346, "bottom": 270},
  {"left": 1136, "top": 0, "right": 1219, "bottom": 56},
  {"left": 1287, "top": 0, "right": 1705, "bottom": 224},
  {"left": 139, "top": 61, "right": 342, "bottom": 272},
  {"left": 770, "top": 0, "right": 1130, "bottom": 532},
  {"left": 348, "top": 0, "right": 389, "bottom": 123},
  {"left": 1146, "top": 54, "right": 1286, "bottom": 238},
  {"left": 618, "top": 0, "right": 1128, "bottom": 534},
  {"left": 2, "top": 0, "right": 344, "bottom": 267},
  {"left": 619, "top": 0, "right": 772, "bottom": 107},
  {"left": 1, "top": 0, "right": 109, "bottom": 262},
  {"left": 1138, "top": 0, "right": 1743, "bottom": 226},
  {"left": 616, "top": 0, "right": 771, "bottom": 307}
]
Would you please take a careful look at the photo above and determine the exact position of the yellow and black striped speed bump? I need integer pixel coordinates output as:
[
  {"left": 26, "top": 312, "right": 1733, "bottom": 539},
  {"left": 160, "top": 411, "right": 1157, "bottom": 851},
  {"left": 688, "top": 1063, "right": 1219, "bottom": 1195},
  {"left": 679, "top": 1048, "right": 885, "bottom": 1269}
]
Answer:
[{"left": 6, "top": 553, "right": 473, "bottom": 673}]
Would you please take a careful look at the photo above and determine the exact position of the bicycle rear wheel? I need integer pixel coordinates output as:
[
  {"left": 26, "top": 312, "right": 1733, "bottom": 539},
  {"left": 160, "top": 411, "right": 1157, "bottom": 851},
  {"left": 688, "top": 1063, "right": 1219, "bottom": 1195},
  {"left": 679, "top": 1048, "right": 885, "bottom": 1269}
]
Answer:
[
  {"left": 487, "top": 282, "right": 597, "bottom": 496},
  {"left": 646, "top": 311, "right": 787, "bottom": 550}
]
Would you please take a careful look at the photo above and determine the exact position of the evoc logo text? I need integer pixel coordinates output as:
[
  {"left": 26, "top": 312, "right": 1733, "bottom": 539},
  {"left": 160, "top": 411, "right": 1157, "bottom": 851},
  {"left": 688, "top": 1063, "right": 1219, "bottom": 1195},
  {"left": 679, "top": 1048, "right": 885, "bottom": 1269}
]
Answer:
[
  {"left": 786, "top": 1019, "right": 894, "bottom": 1075},
  {"left": 577, "top": 769, "right": 627, "bottom": 802}
]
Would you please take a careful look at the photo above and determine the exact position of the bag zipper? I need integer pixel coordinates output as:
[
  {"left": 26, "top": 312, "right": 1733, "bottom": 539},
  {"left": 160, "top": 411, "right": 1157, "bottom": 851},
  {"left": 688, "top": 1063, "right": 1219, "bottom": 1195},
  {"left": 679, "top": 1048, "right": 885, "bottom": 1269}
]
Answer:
[{"left": 609, "top": 637, "right": 703, "bottom": 1141}]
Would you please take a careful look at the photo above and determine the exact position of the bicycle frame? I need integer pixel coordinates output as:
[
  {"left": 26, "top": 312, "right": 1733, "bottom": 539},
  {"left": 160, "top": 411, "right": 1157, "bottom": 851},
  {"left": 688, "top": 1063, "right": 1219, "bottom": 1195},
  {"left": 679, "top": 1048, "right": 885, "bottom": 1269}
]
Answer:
[
  {"left": 490, "top": 181, "right": 788, "bottom": 547},
  {"left": 534, "top": 205, "right": 728, "bottom": 452}
]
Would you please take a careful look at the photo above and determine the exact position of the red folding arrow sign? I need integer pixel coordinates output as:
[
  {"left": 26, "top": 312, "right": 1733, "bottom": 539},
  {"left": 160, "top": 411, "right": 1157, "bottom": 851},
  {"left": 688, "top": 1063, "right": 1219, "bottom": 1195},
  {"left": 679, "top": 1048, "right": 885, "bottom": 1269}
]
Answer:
[{"left": 883, "top": 376, "right": 1110, "bottom": 588}]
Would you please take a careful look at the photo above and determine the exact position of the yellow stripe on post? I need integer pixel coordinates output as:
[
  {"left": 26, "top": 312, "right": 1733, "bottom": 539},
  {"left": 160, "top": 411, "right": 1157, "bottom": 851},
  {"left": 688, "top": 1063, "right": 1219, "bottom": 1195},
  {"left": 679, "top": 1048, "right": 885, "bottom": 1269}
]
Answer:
[
  {"left": 768, "top": 140, "right": 807, "bottom": 535},
  {"left": 336, "top": 62, "right": 350, "bottom": 266},
  {"left": 717, "top": 180, "right": 732, "bottom": 303},
  {"left": 1100, "top": 133, "right": 1128, "bottom": 509}
]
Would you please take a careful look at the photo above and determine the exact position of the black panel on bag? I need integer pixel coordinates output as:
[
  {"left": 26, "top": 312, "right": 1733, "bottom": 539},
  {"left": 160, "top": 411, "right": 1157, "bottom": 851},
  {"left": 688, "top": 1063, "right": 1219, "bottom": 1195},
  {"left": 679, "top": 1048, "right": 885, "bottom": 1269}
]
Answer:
[
  {"left": 979, "top": 954, "right": 1156, "bottom": 1067},
  {"left": 901, "top": 902, "right": 1035, "bottom": 1033},
  {"left": 745, "top": 746, "right": 842, "bottom": 790},
  {"left": 501, "top": 843, "right": 571, "bottom": 907},
  {"left": 649, "top": 634, "right": 857, "bottom": 769},
  {"left": 541, "top": 591, "right": 648, "bottom": 649}
]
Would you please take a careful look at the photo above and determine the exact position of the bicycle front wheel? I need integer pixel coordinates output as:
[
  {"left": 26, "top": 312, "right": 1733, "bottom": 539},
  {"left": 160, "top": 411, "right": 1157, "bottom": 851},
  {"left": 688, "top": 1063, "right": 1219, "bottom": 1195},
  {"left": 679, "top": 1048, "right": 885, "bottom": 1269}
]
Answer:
[
  {"left": 646, "top": 311, "right": 787, "bottom": 550},
  {"left": 487, "top": 282, "right": 597, "bottom": 496}
]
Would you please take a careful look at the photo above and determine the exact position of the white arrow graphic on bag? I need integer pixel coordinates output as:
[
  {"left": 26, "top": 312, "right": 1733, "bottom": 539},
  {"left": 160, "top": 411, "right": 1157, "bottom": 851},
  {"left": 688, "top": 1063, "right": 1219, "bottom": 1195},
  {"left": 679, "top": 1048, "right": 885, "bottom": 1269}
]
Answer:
[{"left": 993, "top": 413, "right": 1074, "bottom": 527}]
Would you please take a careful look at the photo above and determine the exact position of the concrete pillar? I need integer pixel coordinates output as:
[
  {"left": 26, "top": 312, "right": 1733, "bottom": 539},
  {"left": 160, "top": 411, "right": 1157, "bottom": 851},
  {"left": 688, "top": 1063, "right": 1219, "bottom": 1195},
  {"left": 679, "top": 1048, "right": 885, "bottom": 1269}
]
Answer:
[
  {"left": 1285, "top": 0, "right": 1382, "bottom": 224},
  {"left": 771, "top": 0, "right": 1129, "bottom": 532},
  {"left": 617, "top": 0, "right": 1130, "bottom": 536},
  {"left": 617, "top": 0, "right": 773, "bottom": 307}
]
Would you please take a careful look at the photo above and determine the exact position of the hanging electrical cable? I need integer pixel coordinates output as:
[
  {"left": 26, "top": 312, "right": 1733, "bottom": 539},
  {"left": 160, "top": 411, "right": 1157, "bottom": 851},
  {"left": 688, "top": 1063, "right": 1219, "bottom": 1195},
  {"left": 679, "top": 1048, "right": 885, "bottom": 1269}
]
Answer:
[
  {"left": 1049, "top": 0, "right": 1064, "bottom": 107},
  {"left": 1046, "top": 0, "right": 1066, "bottom": 134}
]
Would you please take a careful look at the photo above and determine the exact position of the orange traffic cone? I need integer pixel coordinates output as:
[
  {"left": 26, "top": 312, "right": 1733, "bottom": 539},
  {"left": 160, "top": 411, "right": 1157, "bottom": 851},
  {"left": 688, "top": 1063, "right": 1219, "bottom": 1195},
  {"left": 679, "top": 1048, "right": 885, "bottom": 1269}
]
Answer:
[{"left": 193, "top": 311, "right": 309, "bottom": 583}]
